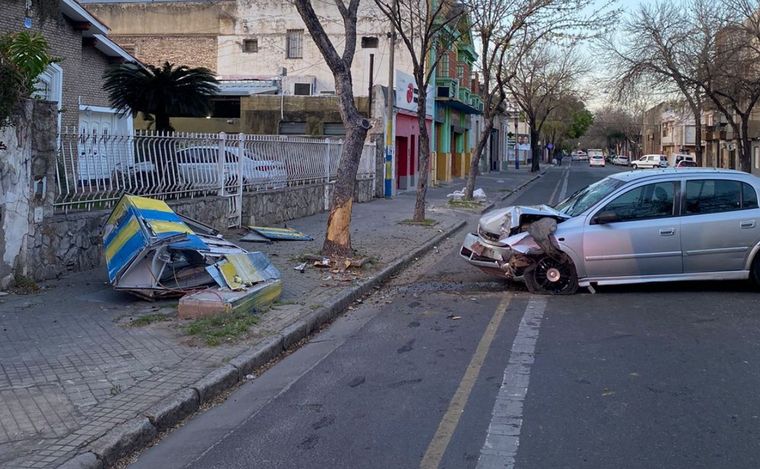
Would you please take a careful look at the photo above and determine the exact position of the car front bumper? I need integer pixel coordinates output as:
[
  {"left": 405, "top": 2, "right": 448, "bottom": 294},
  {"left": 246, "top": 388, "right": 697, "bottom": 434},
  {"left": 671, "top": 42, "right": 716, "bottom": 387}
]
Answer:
[{"left": 459, "top": 232, "right": 513, "bottom": 277}]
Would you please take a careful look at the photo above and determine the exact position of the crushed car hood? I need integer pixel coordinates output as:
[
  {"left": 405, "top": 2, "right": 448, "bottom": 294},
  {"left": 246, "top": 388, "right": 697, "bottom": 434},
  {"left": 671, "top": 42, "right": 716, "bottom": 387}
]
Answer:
[{"left": 479, "top": 205, "right": 568, "bottom": 236}]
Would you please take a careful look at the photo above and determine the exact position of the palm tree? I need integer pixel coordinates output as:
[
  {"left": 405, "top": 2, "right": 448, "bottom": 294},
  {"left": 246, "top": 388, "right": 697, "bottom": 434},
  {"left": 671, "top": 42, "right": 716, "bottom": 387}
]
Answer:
[{"left": 103, "top": 61, "right": 219, "bottom": 132}]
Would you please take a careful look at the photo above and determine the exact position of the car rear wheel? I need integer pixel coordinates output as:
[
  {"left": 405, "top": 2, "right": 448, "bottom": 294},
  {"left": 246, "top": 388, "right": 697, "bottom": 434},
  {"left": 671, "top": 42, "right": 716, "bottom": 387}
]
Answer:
[
  {"left": 524, "top": 255, "right": 579, "bottom": 295},
  {"left": 750, "top": 253, "right": 760, "bottom": 289}
]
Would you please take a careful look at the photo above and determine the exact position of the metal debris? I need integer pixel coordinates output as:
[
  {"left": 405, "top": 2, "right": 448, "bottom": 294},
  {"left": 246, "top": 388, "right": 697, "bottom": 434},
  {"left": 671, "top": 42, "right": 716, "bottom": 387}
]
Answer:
[
  {"left": 246, "top": 226, "right": 313, "bottom": 241},
  {"left": 104, "top": 195, "right": 281, "bottom": 306}
]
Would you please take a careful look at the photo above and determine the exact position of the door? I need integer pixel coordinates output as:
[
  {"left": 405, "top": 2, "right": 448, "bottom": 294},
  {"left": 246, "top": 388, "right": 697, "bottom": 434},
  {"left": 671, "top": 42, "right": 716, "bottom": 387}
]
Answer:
[
  {"left": 395, "top": 136, "right": 408, "bottom": 189},
  {"left": 681, "top": 179, "right": 760, "bottom": 272},
  {"left": 583, "top": 181, "right": 682, "bottom": 279}
]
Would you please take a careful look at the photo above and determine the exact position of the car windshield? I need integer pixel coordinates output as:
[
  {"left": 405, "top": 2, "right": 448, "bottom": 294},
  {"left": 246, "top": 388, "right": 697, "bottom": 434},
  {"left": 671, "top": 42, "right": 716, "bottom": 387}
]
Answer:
[{"left": 554, "top": 177, "right": 626, "bottom": 216}]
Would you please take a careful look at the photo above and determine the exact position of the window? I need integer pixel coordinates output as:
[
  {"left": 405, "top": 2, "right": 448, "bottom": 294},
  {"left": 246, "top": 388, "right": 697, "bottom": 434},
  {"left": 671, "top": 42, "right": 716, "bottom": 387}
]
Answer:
[
  {"left": 286, "top": 29, "right": 303, "bottom": 58},
  {"left": 743, "top": 183, "right": 758, "bottom": 209},
  {"left": 293, "top": 83, "right": 311, "bottom": 95},
  {"left": 598, "top": 182, "right": 677, "bottom": 223},
  {"left": 457, "top": 64, "right": 464, "bottom": 81},
  {"left": 685, "top": 179, "right": 743, "bottom": 214},
  {"left": 439, "top": 53, "right": 449, "bottom": 77},
  {"left": 242, "top": 39, "right": 258, "bottom": 53},
  {"left": 361, "top": 36, "right": 378, "bottom": 48},
  {"left": 554, "top": 177, "right": 626, "bottom": 217}
]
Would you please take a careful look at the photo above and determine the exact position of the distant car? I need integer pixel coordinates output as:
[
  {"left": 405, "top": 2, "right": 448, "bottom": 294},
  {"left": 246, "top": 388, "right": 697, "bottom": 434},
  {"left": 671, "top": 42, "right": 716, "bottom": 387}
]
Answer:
[
  {"left": 612, "top": 155, "right": 630, "bottom": 166},
  {"left": 460, "top": 169, "right": 760, "bottom": 294},
  {"left": 632, "top": 154, "right": 668, "bottom": 169},
  {"left": 676, "top": 159, "right": 699, "bottom": 168},
  {"left": 589, "top": 155, "right": 606, "bottom": 167}
]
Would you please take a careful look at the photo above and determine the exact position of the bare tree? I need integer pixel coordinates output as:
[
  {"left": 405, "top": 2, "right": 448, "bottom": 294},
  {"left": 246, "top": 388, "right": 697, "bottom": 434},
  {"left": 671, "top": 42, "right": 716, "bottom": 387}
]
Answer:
[
  {"left": 600, "top": 1, "right": 707, "bottom": 165},
  {"left": 464, "top": 0, "right": 617, "bottom": 196},
  {"left": 292, "top": 0, "right": 371, "bottom": 256},
  {"left": 693, "top": 0, "right": 760, "bottom": 171},
  {"left": 506, "top": 43, "right": 585, "bottom": 172},
  {"left": 374, "top": 0, "right": 465, "bottom": 222}
]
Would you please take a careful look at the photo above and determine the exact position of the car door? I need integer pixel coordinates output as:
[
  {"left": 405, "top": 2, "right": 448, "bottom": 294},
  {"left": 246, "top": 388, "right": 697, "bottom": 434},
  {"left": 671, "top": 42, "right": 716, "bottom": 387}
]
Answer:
[
  {"left": 681, "top": 178, "right": 760, "bottom": 272},
  {"left": 583, "top": 180, "right": 682, "bottom": 279}
]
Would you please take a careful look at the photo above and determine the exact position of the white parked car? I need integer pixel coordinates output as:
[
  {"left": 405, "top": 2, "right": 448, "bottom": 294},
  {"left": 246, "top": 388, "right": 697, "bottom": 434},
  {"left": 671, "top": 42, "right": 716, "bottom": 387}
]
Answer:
[
  {"left": 589, "top": 155, "right": 606, "bottom": 167},
  {"left": 612, "top": 155, "right": 630, "bottom": 166},
  {"left": 120, "top": 146, "right": 288, "bottom": 190},
  {"left": 632, "top": 154, "right": 668, "bottom": 169}
]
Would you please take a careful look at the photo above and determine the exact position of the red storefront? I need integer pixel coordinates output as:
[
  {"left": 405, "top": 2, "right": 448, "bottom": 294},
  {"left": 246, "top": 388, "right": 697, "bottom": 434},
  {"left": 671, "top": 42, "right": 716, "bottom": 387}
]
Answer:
[{"left": 394, "top": 71, "right": 434, "bottom": 191}]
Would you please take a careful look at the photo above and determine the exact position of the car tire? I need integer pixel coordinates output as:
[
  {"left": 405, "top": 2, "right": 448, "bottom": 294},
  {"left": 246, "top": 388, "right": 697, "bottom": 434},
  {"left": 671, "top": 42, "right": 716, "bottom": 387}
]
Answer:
[
  {"left": 524, "top": 254, "right": 579, "bottom": 295},
  {"left": 750, "top": 253, "right": 760, "bottom": 289}
]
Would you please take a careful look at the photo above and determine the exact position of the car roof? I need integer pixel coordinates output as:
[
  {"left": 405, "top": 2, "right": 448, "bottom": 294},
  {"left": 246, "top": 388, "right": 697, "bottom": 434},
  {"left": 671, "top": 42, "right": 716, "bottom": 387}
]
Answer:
[{"left": 609, "top": 168, "right": 758, "bottom": 183}]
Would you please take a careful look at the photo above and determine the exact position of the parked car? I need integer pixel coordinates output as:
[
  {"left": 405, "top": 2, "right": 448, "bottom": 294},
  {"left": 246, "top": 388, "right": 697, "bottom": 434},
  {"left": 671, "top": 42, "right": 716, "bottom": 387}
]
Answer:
[
  {"left": 589, "top": 154, "right": 606, "bottom": 167},
  {"left": 460, "top": 169, "right": 760, "bottom": 295},
  {"left": 572, "top": 151, "right": 587, "bottom": 161},
  {"left": 676, "top": 159, "right": 699, "bottom": 168},
  {"left": 631, "top": 154, "right": 668, "bottom": 169},
  {"left": 612, "top": 155, "right": 630, "bottom": 166},
  {"left": 118, "top": 146, "right": 287, "bottom": 190}
]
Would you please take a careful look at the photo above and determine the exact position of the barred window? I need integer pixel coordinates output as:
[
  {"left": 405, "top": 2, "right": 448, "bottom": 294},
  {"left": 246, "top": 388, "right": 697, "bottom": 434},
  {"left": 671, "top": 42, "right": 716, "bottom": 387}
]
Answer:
[
  {"left": 287, "top": 30, "right": 303, "bottom": 59},
  {"left": 242, "top": 39, "right": 258, "bottom": 53}
]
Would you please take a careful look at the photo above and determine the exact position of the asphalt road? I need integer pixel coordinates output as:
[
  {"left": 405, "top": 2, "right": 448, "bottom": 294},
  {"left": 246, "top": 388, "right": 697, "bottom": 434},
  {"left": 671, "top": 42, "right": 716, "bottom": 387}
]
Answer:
[{"left": 131, "top": 162, "right": 760, "bottom": 469}]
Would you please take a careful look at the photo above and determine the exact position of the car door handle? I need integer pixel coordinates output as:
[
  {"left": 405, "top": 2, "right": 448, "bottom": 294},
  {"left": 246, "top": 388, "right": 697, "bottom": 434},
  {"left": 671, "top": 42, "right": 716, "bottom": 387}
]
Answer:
[
  {"left": 740, "top": 220, "right": 756, "bottom": 229},
  {"left": 659, "top": 228, "right": 675, "bottom": 236}
]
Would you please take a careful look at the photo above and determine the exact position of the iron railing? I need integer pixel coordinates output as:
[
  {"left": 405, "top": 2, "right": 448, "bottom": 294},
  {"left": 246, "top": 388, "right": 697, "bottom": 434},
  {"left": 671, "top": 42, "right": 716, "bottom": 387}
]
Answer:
[{"left": 54, "top": 129, "right": 376, "bottom": 212}]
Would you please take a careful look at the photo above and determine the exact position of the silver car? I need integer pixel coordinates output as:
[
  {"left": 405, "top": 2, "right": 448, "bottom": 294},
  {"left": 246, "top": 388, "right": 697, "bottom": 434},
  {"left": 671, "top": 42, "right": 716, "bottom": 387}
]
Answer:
[{"left": 460, "top": 169, "right": 760, "bottom": 294}]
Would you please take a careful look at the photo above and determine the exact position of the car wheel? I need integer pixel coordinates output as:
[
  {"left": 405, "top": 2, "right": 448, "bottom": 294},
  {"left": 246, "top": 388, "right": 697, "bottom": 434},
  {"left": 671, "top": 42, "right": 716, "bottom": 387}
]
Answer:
[
  {"left": 524, "top": 255, "right": 579, "bottom": 295},
  {"left": 750, "top": 253, "right": 760, "bottom": 289}
]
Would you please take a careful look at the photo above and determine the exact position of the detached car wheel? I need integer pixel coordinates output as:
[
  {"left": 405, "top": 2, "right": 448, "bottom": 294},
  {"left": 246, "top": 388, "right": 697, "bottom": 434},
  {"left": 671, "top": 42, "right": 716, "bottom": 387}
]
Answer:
[{"left": 524, "top": 255, "right": 579, "bottom": 295}]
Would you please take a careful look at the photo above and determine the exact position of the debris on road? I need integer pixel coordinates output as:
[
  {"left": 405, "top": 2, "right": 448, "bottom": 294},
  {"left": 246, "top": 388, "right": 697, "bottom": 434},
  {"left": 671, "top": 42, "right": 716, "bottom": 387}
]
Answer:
[
  {"left": 294, "top": 262, "right": 307, "bottom": 272},
  {"left": 104, "top": 195, "right": 281, "bottom": 310},
  {"left": 446, "top": 187, "right": 487, "bottom": 201},
  {"left": 246, "top": 226, "right": 313, "bottom": 241}
]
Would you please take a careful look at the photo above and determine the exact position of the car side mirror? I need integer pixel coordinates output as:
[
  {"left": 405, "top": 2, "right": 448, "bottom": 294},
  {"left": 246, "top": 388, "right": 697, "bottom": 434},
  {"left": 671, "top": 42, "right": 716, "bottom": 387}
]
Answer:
[{"left": 593, "top": 211, "right": 618, "bottom": 225}]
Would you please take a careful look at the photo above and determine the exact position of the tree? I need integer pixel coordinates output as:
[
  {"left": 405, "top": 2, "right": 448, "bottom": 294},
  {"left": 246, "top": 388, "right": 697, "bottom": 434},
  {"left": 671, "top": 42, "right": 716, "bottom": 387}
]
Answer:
[
  {"left": 580, "top": 106, "right": 642, "bottom": 156},
  {"left": 600, "top": 1, "right": 707, "bottom": 165},
  {"left": 374, "top": 0, "right": 465, "bottom": 222},
  {"left": 506, "top": 43, "right": 585, "bottom": 172},
  {"left": 464, "top": 0, "right": 617, "bottom": 196},
  {"left": 541, "top": 94, "right": 592, "bottom": 157},
  {"left": 292, "top": 0, "right": 373, "bottom": 255},
  {"left": 103, "top": 61, "right": 219, "bottom": 133},
  {"left": 692, "top": 0, "right": 760, "bottom": 171}
]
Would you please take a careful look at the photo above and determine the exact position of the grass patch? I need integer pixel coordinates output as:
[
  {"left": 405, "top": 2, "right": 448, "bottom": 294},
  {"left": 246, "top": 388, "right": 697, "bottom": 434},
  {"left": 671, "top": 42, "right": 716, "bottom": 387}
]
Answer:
[
  {"left": 128, "top": 313, "right": 171, "bottom": 327},
  {"left": 399, "top": 218, "right": 439, "bottom": 226},
  {"left": 10, "top": 274, "right": 40, "bottom": 295},
  {"left": 447, "top": 199, "right": 485, "bottom": 210},
  {"left": 185, "top": 310, "right": 259, "bottom": 346}
]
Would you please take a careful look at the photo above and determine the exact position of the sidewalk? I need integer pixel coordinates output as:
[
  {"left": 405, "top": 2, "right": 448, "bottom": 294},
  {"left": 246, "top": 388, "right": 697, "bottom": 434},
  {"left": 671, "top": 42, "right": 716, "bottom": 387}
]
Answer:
[{"left": 0, "top": 169, "right": 542, "bottom": 468}]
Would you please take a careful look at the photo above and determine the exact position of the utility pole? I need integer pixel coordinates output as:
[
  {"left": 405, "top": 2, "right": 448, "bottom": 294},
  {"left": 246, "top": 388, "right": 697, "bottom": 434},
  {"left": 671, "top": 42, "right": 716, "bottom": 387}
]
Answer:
[{"left": 384, "top": 25, "right": 396, "bottom": 198}]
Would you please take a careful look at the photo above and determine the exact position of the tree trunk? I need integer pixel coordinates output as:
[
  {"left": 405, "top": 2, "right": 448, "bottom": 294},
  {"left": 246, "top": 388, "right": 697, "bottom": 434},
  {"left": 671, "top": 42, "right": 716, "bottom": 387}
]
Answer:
[
  {"left": 693, "top": 110, "right": 703, "bottom": 166},
  {"left": 465, "top": 119, "right": 494, "bottom": 199},
  {"left": 740, "top": 116, "right": 752, "bottom": 172},
  {"left": 323, "top": 122, "right": 369, "bottom": 257},
  {"left": 322, "top": 66, "right": 370, "bottom": 256},
  {"left": 155, "top": 113, "right": 173, "bottom": 133},
  {"left": 414, "top": 91, "right": 430, "bottom": 222},
  {"left": 530, "top": 127, "right": 541, "bottom": 172}
]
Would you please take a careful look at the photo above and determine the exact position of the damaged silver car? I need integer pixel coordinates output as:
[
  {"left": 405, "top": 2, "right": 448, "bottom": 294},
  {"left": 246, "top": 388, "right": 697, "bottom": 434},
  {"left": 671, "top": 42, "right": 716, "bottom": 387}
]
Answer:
[{"left": 461, "top": 169, "right": 760, "bottom": 294}]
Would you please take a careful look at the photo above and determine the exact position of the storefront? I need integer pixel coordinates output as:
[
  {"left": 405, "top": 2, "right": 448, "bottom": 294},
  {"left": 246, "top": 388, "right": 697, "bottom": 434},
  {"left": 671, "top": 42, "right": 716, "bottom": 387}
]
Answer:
[{"left": 394, "top": 71, "right": 434, "bottom": 191}]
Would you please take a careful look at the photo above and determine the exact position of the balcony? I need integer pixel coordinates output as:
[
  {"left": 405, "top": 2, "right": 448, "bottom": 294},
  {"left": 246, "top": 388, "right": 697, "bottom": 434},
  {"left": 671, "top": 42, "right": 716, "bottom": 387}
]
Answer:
[
  {"left": 458, "top": 87, "right": 471, "bottom": 104},
  {"left": 436, "top": 77, "right": 459, "bottom": 99},
  {"left": 470, "top": 95, "right": 483, "bottom": 112}
]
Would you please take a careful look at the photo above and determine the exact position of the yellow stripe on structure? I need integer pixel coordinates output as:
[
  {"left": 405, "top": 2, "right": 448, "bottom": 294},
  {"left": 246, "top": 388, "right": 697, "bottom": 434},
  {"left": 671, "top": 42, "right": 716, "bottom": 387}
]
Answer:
[
  {"left": 147, "top": 221, "right": 193, "bottom": 236},
  {"left": 105, "top": 217, "right": 140, "bottom": 261},
  {"left": 129, "top": 195, "right": 173, "bottom": 212}
]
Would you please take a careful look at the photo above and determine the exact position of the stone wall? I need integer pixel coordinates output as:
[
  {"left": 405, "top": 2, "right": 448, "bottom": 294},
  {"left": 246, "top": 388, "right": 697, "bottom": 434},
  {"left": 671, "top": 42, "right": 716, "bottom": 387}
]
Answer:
[{"left": 0, "top": 100, "right": 58, "bottom": 287}]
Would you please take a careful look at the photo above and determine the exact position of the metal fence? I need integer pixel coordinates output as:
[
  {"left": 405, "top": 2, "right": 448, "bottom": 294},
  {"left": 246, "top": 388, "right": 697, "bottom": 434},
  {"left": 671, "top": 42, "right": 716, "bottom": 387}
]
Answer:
[{"left": 54, "top": 129, "right": 377, "bottom": 213}]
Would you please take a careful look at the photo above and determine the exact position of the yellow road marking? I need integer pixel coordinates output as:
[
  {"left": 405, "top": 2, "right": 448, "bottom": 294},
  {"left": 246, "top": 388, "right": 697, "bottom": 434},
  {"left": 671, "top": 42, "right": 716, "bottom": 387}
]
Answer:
[{"left": 420, "top": 293, "right": 513, "bottom": 469}]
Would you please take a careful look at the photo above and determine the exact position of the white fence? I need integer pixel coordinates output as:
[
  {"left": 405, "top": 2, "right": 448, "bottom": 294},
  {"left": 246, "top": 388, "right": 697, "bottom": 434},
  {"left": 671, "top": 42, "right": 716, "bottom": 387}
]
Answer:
[{"left": 54, "top": 129, "right": 377, "bottom": 213}]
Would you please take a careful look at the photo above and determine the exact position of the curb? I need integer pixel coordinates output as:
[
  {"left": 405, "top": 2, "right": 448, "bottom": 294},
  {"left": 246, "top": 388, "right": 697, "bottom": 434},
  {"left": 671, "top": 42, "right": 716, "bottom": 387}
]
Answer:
[{"left": 57, "top": 219, "right": 467, "bottom": 468}]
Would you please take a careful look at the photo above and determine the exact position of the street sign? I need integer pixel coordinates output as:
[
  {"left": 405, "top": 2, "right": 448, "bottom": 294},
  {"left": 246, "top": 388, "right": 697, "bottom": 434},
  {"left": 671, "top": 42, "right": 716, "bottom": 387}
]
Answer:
[{"left": 546, "top": 143, "right": 554, "bottom": 150}]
